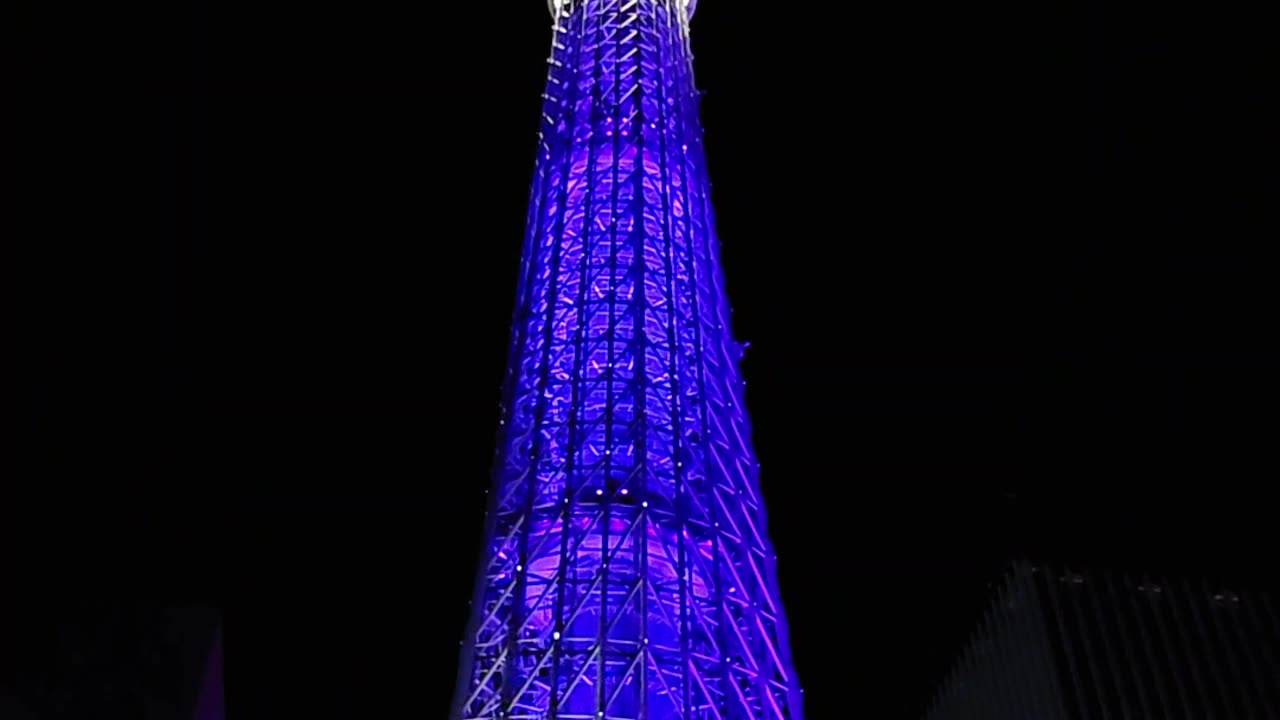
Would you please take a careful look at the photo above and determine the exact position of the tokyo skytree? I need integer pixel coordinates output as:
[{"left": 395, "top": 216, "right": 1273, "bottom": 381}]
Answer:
[{"left": 451, "top": 1, "right": 805, "bottom": 718}]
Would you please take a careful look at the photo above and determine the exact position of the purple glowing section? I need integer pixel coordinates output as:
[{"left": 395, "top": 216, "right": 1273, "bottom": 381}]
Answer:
[{"left": 453, "top": 1, "right": 803, "bottom": 718}]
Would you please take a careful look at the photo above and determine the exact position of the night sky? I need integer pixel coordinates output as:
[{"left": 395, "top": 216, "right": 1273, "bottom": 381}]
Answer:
[{"left": 9, "top": 0, "right": 1278, "bottom": 717}]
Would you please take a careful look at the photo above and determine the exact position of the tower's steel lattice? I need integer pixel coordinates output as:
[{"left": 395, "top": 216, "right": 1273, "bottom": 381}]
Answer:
[{"left": 452, "top": 1, "right": 803, "bottom": 718}]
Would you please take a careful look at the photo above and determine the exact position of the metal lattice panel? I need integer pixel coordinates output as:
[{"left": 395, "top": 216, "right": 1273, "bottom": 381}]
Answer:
[{"left": 452, "top": 1, "right": 803, "bottom": 718}]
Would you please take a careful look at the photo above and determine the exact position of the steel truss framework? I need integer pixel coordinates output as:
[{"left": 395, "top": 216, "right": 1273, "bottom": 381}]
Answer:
[{"left": 451, "top": 1, "right": 803, "bottom": 719}]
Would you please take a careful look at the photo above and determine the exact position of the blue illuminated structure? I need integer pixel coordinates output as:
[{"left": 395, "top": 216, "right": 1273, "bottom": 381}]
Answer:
[{"left": 452, "top": 1, "right": 803, "bottom": 718}]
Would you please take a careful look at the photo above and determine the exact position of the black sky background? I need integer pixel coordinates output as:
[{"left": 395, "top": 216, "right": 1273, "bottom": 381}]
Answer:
[{"left": 8, "top": 0, "right": 1278, "bottom": 717}]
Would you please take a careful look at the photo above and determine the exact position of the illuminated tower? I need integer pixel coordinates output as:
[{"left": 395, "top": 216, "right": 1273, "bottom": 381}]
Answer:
[{"left": 451, "top": 1, "right": 803, "bottom": 718}]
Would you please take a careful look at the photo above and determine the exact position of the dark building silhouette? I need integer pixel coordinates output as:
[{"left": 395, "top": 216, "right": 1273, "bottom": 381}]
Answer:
[{"left": 926, "top": 561, "right": 1280, "bottom": 720}]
